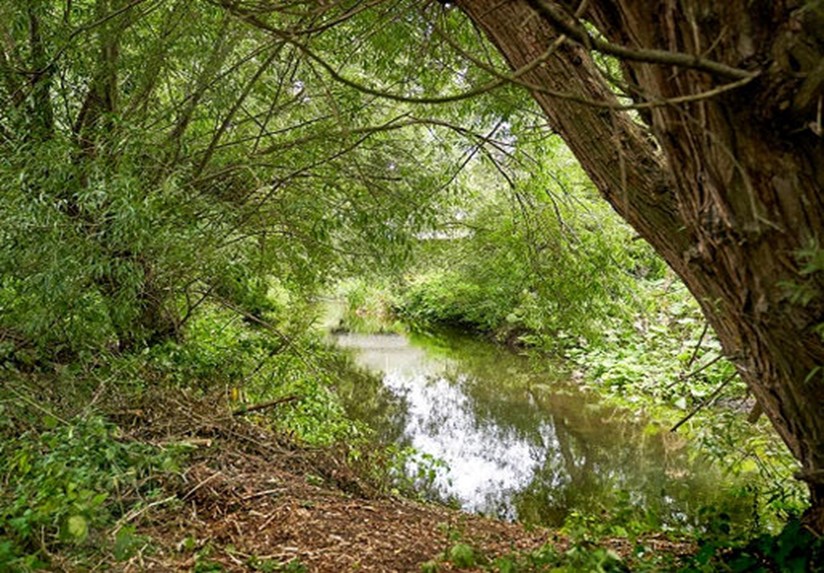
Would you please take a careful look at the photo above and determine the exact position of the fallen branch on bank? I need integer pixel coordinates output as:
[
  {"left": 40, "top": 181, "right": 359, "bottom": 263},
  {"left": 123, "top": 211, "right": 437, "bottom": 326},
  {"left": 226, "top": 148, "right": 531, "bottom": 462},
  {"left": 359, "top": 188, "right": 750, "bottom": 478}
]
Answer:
[{"left": 232, "top": 395, "right": 301, "bottom": 417}]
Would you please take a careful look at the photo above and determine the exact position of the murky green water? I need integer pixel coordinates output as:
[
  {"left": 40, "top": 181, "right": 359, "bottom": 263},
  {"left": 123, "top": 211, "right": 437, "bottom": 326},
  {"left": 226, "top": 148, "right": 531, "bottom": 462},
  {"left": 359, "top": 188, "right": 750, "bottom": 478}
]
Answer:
[{"left": 333, "top": 329, "right": 747, "bottom": 528}]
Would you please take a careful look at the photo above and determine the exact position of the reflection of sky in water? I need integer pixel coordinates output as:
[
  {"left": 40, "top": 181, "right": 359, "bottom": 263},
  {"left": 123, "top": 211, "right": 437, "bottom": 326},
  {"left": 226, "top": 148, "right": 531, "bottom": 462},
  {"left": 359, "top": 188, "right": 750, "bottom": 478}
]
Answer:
[
  {"left": 336, "top": 333, "right": 554, "bottom": 517},
  {"left": 333, "top": 331, "right": 745, "bottom": 526},
  {"left": 385, "top": 370, "right": 542, "bottom": 515},
  {"left": 335, "top": 333, "right": 431, "bottom": 374}
]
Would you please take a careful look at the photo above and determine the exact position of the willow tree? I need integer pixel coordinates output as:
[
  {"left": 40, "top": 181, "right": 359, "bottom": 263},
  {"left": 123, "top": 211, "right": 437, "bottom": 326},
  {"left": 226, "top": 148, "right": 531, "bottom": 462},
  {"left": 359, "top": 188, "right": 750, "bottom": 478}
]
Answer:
[
  {"left": 0, "top": 1, "right": 472, "bottom": 357},
  {"left": 445, "top": 0, "right": 824, "bottom": 529},
  {"left": 6, "top": 0, "right": 822, "bottom": 531}
]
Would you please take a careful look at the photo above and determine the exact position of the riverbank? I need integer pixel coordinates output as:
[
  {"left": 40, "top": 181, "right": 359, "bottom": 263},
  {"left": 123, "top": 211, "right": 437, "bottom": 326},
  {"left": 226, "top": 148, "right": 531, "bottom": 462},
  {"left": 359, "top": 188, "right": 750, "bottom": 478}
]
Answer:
[
  {"left": 0, "top": 301, "right": 817, "bottom": 572},
  {"left": 89, "top": 391, "right": 695, "bottom": 572},
  {"left": 6, "top": 373, "right": 822, "bottom": 571}
]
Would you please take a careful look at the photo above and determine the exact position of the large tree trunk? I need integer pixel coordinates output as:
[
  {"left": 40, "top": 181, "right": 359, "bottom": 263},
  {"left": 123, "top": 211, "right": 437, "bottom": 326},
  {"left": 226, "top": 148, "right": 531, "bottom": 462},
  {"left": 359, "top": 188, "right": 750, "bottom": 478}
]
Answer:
[{"left": 456, "top": 0, "right": 824, "bottom": 530}]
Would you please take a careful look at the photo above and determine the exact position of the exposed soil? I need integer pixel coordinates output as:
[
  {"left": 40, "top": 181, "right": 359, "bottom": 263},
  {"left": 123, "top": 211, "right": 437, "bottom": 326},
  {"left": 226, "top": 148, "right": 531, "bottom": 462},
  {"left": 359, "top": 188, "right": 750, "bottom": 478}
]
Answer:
[{"left": 105, "top": 391, "right": 691, "bottom": 572}]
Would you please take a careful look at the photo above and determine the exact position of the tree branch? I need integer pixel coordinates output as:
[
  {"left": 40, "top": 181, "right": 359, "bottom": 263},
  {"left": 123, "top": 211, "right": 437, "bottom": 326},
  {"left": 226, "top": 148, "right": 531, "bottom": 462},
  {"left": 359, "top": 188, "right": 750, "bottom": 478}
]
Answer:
[
  {"left": 431, "top": 14, "right": 758, "bottom": 111},
  {"left": 232, "top": 395, "right": 300, "bottom": 417},
  {"left": 527, "top": 0, "right": 758, "bottom": 80},
  {"left": 670, "top": 373, "right": 737, "bottom": 433},
  {"left": 220, "top": 1, "right": 568, "bottom": 105}
]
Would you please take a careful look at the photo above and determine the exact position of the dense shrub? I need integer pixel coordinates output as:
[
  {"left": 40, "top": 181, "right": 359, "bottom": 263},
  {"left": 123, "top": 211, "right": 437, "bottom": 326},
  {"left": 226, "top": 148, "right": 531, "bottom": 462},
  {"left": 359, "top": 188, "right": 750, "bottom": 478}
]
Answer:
[{"left": 0, "top": 416, "right": 178, "bottom": 570}]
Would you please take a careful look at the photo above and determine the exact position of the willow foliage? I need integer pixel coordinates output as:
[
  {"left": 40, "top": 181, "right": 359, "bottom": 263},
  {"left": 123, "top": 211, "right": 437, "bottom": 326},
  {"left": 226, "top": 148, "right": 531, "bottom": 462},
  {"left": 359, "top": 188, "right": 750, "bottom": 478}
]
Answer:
[{"left": 0, "top": 0, "right": 493, "bottom": 361}]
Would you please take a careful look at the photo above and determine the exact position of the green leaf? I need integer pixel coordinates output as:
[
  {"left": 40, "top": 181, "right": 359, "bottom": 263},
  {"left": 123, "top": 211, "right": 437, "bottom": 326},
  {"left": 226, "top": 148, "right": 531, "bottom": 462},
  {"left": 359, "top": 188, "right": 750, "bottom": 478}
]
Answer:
[
  {"left": 114, "top": 526, "right": 140, "bottom": 561},
  {"left": 91, "top": 492, "right": 109, "bottom": 507},
  {"left": 67, "top": 515, "right": 88, "bottom": 541}
]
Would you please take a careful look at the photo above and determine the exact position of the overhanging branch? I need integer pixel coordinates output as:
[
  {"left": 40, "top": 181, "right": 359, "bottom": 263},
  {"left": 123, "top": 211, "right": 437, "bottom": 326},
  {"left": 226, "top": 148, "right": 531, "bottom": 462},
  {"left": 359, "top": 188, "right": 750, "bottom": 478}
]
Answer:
[{"left": 526, "top": 0, "right": 758, "bottom": 80}]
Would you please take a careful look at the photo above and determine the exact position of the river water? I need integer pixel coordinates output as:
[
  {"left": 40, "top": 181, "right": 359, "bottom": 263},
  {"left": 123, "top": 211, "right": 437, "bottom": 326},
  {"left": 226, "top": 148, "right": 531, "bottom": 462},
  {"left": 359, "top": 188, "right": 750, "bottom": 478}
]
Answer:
[{"left": 332, "top": 330, "right": 746, "bottom": 528}]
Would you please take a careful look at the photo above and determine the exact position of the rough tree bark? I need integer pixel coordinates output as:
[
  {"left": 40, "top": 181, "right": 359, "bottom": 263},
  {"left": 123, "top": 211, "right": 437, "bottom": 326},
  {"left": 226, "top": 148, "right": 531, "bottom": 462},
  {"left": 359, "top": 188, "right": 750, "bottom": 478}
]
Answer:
[{"left": 455, "top": 0, "right": 824, "bottom": 530}]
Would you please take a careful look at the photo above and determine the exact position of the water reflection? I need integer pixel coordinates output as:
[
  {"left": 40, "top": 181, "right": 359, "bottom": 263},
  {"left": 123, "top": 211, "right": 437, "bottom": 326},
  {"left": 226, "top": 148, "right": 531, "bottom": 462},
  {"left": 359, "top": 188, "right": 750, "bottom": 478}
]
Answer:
[{"left": 333, "top": 331, "right": 743, "bottom": 527}]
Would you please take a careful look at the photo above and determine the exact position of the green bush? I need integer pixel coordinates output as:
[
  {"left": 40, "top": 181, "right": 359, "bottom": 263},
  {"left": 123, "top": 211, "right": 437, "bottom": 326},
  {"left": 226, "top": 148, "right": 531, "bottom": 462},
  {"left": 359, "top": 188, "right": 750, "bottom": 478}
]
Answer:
[
  {"left": 399, "top": 270, "right": 513, "bottom": 332},
  {"left": 335, "top": 278, "right": 401, "bottom": 334},
  {"left": 448, "top": 542, "right": 478, "bottom": 569},
  {"left": 561, "top": 277, "right": 806, "bottom": 528},
  {"left": 393, "top": 162, "right": 655, "bottom": 346},
  {"left": 682, "top": 516, "right": 824, "bottom": 572},
  {"left": 0, "top": 416, "right": 180, "bottom": 570}
]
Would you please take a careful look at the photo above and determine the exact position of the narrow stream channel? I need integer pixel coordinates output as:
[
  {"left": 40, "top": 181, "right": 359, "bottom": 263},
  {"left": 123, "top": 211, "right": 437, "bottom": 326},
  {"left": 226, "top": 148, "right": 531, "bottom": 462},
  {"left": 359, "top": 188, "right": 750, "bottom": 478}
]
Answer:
[{"left": 332, "top": 329, "right": 748, "bottom": 528}]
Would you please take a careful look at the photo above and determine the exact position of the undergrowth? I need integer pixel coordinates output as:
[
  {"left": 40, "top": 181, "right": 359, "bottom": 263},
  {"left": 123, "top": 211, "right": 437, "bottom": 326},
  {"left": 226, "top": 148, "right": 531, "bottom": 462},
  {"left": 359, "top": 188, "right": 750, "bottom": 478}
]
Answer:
[
  {"left": 0, "top": 293, "right": 449, "bottom": 569},
  {"left": 0, "top": 414, "right": 181, "bottom": 571},
  {"left": 559, "top": 279, "right": 806, "bottom": 531},
  {"left": 422, "top": 513, "right": 824, "bottom": 572}
]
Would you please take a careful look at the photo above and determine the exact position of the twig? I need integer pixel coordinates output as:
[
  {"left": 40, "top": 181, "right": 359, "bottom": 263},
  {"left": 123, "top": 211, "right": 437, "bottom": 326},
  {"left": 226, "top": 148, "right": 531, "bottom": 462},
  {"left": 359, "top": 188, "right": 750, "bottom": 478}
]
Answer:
[
  {"left": 664, "top": 353, "right": 723, "bottom": 390},
  {"left": 257, "top": 510, "right": 285, "bottom": 532},
  {"left": 686, "top": 322, "right": 709, "bottom": 371},
  {"left": 111, "top": 495, "right": 177, "bottom": 536},
  {"left": 233, "top": 396, "right": 300, "bottom": 417},
  {"left": 670, "top": 372, "right": 737, "bottom": 432},
  {"left": 151, "top": 438, "right": 213, "bottom": 448},
  {"left": 225, "top": 2, "right": 568, "bottom": 105},
  {"left": 202, "top": 292, "right": 293, "bottom": 346},
  {"left": 3, "top": 384, "right": 70, "bottom": 425},
  {"left": 241, "top": 488, "right": 287, "bottom": 501},
  {"left": 181, "top": 470, "right": 223, "bottom": 501}
]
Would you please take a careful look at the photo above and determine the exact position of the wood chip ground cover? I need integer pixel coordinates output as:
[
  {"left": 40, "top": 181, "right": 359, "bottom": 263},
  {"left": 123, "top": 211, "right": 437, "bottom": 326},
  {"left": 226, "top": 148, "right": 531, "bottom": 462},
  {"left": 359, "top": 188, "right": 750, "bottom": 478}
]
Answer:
[{"left": 108, "top": 392, "right": 692, "bottom": 572}]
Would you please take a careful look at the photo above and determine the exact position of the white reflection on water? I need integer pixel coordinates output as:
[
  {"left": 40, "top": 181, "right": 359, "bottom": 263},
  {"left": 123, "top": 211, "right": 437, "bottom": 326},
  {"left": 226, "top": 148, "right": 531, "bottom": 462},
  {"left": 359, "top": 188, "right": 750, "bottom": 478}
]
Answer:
[
  {"left": 386, "top": 370, "right": 540, "bottom": 513},
  {"left": 335, "top": 332, "right": 551, "bottom": 516}
]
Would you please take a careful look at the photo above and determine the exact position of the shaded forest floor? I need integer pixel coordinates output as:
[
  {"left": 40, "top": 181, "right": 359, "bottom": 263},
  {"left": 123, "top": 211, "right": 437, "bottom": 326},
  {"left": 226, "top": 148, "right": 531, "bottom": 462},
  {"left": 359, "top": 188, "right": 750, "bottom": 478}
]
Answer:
[{"left": 92, "top": 391, "right": 693, "bottom": 572}]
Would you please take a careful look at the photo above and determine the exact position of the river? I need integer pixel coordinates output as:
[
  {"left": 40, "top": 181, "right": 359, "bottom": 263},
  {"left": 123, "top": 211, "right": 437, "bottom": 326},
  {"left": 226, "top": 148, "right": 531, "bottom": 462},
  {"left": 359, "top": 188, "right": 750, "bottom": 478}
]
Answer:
[{"left": 332, "top": 329, "right": 748, "bottom": 529}]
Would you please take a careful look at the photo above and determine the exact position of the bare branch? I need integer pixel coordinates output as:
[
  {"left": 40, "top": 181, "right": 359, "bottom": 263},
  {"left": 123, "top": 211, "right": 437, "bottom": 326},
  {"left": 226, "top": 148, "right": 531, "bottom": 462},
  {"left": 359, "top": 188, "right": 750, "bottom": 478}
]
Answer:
[
  {"left": 670, "top": 372, "right": 737, "bottom": 433},
  {"left": 233, "top": 396, "right": 300, "bottom": 417}
]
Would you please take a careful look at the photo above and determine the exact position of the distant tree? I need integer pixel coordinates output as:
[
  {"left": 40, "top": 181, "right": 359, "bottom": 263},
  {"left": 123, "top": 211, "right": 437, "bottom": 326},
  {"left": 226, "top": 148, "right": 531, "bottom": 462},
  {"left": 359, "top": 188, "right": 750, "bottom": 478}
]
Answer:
[{"left": 450, "top": 0, "right": 824, "bottom": 531}]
